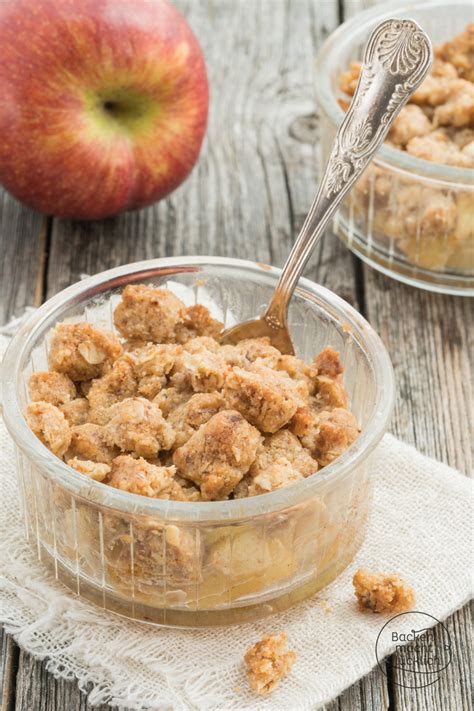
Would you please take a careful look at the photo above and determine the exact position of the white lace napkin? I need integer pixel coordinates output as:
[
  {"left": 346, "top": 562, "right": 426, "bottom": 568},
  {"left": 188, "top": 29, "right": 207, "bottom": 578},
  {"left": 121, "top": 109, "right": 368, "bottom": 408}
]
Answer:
[{"left": 0, "top": 333, "right": 472, "bottom": 710}]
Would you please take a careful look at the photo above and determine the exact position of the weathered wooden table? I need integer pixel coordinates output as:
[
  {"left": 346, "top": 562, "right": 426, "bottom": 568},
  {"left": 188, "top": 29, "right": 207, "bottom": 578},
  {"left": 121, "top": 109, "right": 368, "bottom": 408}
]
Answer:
[{"left": 1, "top": 1, "right": 472, "bottom": 709}]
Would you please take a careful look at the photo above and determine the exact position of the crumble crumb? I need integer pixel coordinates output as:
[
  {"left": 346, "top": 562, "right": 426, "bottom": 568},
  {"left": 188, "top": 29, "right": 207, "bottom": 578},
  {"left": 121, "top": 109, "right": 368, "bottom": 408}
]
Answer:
[
  {"left": 104, "top": 397, "right": 175, "bottom": 458},
  {"left": 67, "top": 457, "right": 111, "bottom": 482},
  {"left": 124, "top": 343, "right": 181, "bottom": 399},
  {"left": 48, "top": 322, "right": 122, "bottom": 381},
  {"left": 87, "top": 358, "right": 138, "bottom": 424},
  {"left": 113, "top": 284, "right": 186, "bottom": 343},
  {"left": 25, "top": 401, "right": 71, "bottom": 457},
  {"left": 67, "top": 422, "right": 118, "bottom": 465},
  {"left": 224, "top": 363, "right": 305, "bottom": 433},
  {"left": 435, "top": 23, "right": 474, "bottom": 82},
  {"left": 353, "top": 569, "right": 416, "bottom": 613},
  {"left": 244, "top": 632, "right": 296, "bottom": 695},
  {"left": 248, "top": 430, "right": 317, "bottom": 495},
  {"left": 317, "top": 598, "right": 333, "bottom": 615},
  {"left": 167, "top": 392, "right": 226, "bottom": 448},
  {"left": 232, "top": 336, "right": 281, "bottom": 361},
  {"left": 108, "top": 455, "right": 182, "bottom": 499},
  {"left": 153, "top": 386, "right": 192, "bottom": 417},
  {"left": 175, "top": 303, "right": 223, "bottom": 342},
  {"left": 292, "top": 406, "right": 359, "bottom": 466},
  {"left": 173, "top": 410, "right": 261, "bottom": 500},
  {"left": 28, "top": 371, "right": 76, "bottom": 407},
  {"left": 60, "top": 398, "right": 90, "bottom": 426},
  {"left": 171, "top": 348, "right": 227, "bottom": 393},
  {"left": 388, "top": 105, "right": 432, "bottom": 147}
]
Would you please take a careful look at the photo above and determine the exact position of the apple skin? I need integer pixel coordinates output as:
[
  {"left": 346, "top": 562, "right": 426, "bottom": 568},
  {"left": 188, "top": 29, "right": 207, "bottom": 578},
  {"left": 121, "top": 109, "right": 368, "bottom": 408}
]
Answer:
[{"left": 0, "top": 0, "right": 208, "bottom": 219}]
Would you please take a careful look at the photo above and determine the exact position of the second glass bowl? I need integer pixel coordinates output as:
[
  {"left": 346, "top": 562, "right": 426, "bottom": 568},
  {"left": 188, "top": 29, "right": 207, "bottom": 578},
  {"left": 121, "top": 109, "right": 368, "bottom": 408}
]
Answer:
[
  {"left": 315, "top": 0, "right": 474, "bottom": 295},
  {"left": 1, "top": 257, "right": 394, "bottom": 626}
]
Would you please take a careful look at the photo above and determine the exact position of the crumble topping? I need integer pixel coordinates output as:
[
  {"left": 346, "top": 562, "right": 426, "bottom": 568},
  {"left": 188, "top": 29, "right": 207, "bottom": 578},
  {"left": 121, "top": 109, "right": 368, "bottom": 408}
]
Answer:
[
  {"left": 244, "top": 632, "right": 296, "bottom": 695},
  {"left": 25, "top": 285, "right": 359, "bottom": 501},
  {"left": 175, "top": 303, "right": 223, "bottom": 343},
  {"left": 171, "top": 348, "right": 227, "bottom": 393},
  {"left": 338, "top": 24, "right": 474, "bottom": 273},
  {"left": 125, "top": 343, "right": 181, "bottom": 399},
  {"left": 87, "top": 358, "right": 138, "bottom": 424},
  {"left": 166, "top": 392, "right": 226, "bottom": 449},
  {"left": 353, "top": 569, "right": 416, "bottom": 614},
  {"left": 436, "top": 23, "right": 474, "bottom": 82}
]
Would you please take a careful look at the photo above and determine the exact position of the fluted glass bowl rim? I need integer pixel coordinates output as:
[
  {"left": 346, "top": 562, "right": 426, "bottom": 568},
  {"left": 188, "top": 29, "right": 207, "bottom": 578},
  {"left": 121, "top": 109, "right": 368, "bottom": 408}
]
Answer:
[
  {"left": 1, "top": 256, "right": 395, "bottom": 521},
  {"left": 314, "top": 0, "right": 474, "bottom": 187}
]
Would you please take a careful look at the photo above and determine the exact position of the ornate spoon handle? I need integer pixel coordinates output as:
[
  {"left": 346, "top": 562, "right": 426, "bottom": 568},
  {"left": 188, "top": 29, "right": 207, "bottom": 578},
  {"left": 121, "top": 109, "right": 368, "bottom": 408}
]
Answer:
[{"left": 264, "top": 18, "right": 432, "bottom": 328}]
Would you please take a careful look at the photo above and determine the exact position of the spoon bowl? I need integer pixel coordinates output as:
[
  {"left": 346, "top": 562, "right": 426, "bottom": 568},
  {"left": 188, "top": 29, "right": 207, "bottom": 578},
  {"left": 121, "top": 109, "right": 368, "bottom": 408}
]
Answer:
[{"left": 221, "top": 313, "right": 295, "bottom": 354}]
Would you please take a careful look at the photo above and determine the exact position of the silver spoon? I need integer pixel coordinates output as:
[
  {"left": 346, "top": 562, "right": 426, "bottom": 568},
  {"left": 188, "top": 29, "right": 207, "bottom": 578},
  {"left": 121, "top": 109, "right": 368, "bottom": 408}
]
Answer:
[{"left": 221, "top": 18, "right": 432, "bottom": 354}]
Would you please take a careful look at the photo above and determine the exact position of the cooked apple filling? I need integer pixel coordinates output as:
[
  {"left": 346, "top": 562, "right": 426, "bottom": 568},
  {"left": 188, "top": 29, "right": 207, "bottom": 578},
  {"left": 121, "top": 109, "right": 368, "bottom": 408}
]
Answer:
[
  {"left": 339, "top": 24, "right": 474, "bottom": 272},
  {"left": 25, "top": 284, "right": 359, "bottom": 503}
]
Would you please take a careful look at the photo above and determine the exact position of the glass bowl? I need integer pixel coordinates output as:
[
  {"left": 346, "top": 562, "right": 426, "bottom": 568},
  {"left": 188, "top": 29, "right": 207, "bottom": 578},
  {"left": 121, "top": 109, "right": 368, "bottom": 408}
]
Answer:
[
  {"left": 315, "top": 0, "right": 474, "bottom": 296},
  {"left": 1, "top": 257, "right": 394, "bottom": 627}
]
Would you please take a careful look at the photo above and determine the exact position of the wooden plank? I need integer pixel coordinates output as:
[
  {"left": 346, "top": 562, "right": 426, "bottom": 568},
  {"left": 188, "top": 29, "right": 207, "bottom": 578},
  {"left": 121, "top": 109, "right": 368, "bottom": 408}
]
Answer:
[
  {"left": 390, "top": 601, "right": 473, "bottom": 711},
  {"left": 1, "top": 628, "right": 18, "bottom": 711},
  {"left": 363, "top": 270, "right": 473, "bottom": 710},
  {"left": 0, "top": 189, "right": 46, "bottom": 324},
  {"left": 0, "top": 190, "right": 46, "bottom": 710},
  {"left": 323, "top": 667, "right": 390, "bottom": 711},
  {"left": 13, "top": 650, "right": 126, "bottom": 711},
  {"left": 364, "top": 278, "right": 473, "bottom": 474},
  {"left": 339, "top": 0, "right": 473, "bottom": 707}
]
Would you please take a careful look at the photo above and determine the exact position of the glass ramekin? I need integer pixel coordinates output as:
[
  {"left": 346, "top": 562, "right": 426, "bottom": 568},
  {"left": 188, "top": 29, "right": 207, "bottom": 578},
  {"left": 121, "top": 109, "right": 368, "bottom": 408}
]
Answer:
[
  {"left": 1, "top": 257, "right": 394, "bottom": 627},
  {"left": 315, "top": 0, "right": 474, "bottom": 296}
]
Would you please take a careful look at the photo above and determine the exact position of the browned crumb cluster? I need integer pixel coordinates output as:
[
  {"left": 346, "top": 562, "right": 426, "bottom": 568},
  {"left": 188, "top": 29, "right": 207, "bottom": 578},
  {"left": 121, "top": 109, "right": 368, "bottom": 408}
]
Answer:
[
  {"left": 339, "top": 24, "right": 474, "bottom": 168},
  {"left": 25, "top": 284, "right": 359, "bottom": 502},
  {"left": 338, "top": 24, "right": 474, "bottom": 272},
  {"left": 352, "top": 569, "right": 416, "bottom": 614},
  {"left": 244, "top": 632, "right": 296, "bottom": 695}
]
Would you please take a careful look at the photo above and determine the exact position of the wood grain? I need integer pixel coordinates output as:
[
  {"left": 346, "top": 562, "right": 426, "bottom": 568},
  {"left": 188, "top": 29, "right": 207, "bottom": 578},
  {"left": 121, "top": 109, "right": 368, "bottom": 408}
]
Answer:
[
  {"left": 0, "top": 190, "right": 46, "bottom": 324},
  {"left": 14, "top": 651, "right": 124, "bottom": 711},
  {"left": 342, "top": 0, "right": 473, "bottom": 707},
  {"left": 0, "top": 629, "right": 18, "bottom": 711}
]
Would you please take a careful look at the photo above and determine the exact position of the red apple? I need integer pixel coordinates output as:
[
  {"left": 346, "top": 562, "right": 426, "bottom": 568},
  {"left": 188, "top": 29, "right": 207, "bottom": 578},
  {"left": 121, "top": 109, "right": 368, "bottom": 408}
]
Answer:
[{"left": 0, "top": 0, "right": 208, "bottom": 219}]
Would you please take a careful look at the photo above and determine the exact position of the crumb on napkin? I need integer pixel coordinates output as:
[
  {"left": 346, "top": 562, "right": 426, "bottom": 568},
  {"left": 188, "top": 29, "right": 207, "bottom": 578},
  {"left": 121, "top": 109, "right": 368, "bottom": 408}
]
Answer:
[
  {"left": 244, "top": 632, "right": 296, "bottom": 695},
  {"left": 353, "top": 569, "right": 416, "bottom": 614}
]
